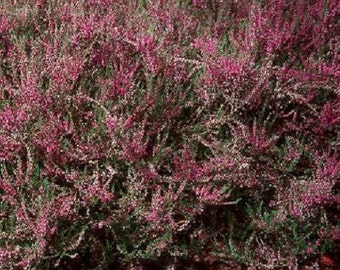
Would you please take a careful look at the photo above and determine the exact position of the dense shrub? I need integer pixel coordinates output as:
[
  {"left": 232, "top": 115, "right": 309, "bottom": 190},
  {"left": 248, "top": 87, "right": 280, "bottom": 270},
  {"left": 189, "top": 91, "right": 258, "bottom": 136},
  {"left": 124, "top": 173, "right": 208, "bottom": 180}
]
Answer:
[{"left": 0, "top": 0, "right": 339, "bottom": 269}]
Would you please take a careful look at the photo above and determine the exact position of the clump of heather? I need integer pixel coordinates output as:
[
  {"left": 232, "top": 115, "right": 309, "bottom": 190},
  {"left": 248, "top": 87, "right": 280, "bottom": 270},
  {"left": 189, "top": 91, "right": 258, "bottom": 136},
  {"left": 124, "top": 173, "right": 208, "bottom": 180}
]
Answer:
[{"left": 0, "top": 0, "right": 339, "bottom": 269}]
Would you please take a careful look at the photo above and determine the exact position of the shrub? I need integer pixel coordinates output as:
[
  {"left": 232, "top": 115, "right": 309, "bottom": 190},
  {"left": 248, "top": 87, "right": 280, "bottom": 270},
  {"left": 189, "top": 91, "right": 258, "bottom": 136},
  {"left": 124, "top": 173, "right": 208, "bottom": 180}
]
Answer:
[{"left": 0, "top": 0, "right": 339, "bottom": 269}]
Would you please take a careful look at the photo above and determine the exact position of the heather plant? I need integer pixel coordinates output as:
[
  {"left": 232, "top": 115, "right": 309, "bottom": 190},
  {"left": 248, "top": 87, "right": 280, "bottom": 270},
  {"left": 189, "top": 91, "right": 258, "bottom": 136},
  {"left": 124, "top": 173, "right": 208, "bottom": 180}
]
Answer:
[{"left": 0, "top": 0, "right": 339, "bottom": 269}]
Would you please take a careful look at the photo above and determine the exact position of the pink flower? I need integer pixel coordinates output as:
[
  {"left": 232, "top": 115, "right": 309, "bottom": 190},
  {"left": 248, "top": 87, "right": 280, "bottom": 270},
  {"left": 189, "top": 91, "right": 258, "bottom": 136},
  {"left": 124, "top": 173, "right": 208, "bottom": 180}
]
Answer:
[
  {"left": 192, "top": 0, "right": 203, "bottom": 8},
  {"left": 105, "top": 116, "right": 117, "bottom": 133}
]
